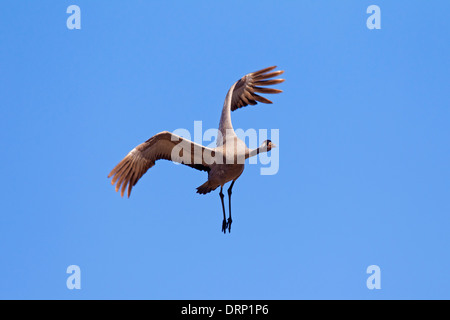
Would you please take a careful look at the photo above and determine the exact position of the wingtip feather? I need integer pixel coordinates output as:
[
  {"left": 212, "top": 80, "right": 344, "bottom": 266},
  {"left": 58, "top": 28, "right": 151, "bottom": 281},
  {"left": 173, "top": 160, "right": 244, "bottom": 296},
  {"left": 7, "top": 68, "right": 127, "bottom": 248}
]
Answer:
[{"left": 251, "top": 66, "right": 277, "bottom": 76}]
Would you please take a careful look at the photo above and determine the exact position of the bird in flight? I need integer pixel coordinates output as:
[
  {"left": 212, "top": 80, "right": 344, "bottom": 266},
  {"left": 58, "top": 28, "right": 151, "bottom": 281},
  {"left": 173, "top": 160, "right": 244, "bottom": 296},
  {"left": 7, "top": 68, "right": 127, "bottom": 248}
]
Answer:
[{"left": 108, "top": 66, "right": 284, "bottom": 233}]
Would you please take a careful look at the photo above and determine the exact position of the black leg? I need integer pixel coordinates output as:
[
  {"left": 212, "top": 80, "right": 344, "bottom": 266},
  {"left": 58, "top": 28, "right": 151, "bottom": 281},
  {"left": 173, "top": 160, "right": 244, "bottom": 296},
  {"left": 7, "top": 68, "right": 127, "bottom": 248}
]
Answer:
[
  {"left": 219, "top": 186, "right": 227, "bottom": 233},
  {"left": 227, "top": 180, "right": 235, "bottom": 233}
]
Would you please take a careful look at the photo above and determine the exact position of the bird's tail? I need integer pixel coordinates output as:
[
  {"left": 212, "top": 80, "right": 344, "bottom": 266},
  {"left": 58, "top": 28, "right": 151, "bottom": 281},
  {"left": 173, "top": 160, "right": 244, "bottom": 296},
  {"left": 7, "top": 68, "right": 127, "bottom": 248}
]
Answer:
[{"left": 196, "top": 181, "right": 217, "bottom": 195}]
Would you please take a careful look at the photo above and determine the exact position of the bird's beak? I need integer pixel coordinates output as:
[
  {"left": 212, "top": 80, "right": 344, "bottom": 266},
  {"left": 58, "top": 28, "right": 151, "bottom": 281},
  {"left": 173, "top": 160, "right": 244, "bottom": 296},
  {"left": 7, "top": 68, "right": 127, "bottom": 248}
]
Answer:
[{"left": 271, "top": 143, "right": 277, "bottom": 148}]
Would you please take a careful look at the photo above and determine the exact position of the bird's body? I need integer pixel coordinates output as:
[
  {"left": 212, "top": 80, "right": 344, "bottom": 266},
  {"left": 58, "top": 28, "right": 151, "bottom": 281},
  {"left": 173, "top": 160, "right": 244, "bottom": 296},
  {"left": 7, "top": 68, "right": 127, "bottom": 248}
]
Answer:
[
  {"left": 198, "top": 162, "right": 245, "bottom": 195},
  {"left": 108, "top": 66, "right": 284, "bottom": 233}
]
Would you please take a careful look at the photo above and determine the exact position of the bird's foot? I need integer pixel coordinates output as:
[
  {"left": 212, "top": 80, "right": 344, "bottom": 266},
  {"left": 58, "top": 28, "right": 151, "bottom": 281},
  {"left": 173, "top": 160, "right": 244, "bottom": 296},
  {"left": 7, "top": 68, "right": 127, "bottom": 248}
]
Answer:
[
  {"left": 221, "top": 219, "right": 228, "bottom": 234},
  {"left": 227, "top": 217, "right": 232, "bottom": 233}
]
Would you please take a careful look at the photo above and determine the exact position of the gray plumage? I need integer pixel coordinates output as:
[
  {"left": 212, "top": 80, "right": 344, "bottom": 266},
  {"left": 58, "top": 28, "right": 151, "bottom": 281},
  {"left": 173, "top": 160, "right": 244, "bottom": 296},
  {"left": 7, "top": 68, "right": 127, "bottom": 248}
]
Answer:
[{"left": 108, "top": 66, "right": 284, "bottom": 232}]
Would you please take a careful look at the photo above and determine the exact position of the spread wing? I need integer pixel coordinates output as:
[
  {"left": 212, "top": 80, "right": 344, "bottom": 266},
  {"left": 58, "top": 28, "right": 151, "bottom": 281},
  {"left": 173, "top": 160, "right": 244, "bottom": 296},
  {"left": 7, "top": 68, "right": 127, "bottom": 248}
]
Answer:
[
  {"left": 231, "top": 66, "right": 285, "bottom": 111},
  {"left": 108, "top": 131, "right": 212, "bottom": 197}
]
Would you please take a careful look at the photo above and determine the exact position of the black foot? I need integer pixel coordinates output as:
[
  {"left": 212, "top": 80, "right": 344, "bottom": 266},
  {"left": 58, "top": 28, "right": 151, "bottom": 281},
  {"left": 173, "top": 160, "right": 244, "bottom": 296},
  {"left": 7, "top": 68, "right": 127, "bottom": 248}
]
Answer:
[
  {"left": 227, "top": 217, "right": 232, "bottom": 233},
  {"left": 221, "top": 219, "right": 227, "bottom": 234}
]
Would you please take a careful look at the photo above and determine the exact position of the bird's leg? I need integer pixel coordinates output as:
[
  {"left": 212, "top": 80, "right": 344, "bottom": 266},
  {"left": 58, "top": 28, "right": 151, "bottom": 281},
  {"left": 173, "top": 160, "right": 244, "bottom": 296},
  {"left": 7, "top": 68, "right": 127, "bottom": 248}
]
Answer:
[
  {"left": 219, "top": 186, "right": 227, "bottom": 234},
  {"left": 227, "top": 180, "right": 235, "bottom": 233}
]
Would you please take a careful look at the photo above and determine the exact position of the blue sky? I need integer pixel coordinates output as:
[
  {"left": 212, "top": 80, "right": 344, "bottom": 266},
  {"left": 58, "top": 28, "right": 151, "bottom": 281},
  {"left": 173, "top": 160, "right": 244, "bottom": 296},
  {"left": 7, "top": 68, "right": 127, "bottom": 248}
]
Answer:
[{"left": 0, "top": 1, "right": 449, "bottom": 299}]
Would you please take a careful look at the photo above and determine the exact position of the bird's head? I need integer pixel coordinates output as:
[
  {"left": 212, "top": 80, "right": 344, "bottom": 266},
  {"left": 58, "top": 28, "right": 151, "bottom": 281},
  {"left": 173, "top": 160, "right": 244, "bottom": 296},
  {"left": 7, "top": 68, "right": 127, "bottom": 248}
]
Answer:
[{"left": 260, "top": 139, "right": 276, "bottom": 152}]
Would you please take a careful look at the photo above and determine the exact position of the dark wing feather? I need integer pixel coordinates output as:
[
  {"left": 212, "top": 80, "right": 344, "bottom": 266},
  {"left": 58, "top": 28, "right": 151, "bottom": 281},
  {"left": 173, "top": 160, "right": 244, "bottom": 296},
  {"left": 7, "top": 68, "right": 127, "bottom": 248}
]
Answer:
[
  {"left": 231, "top": 66, "right": 284, "bottom": 112},
  {"left": 108, "top": 131, "right": 212, "bottom": 198}
]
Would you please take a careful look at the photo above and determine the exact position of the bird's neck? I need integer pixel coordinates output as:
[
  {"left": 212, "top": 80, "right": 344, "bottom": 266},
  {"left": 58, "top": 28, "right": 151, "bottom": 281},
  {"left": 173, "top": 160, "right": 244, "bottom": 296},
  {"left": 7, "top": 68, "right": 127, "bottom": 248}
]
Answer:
[{"left": 246, "top": 147, "right": 263, "bottom": 159}]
